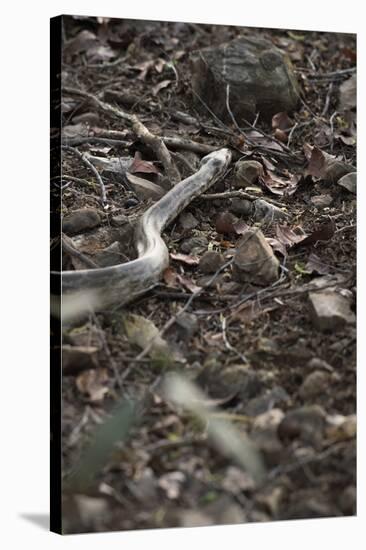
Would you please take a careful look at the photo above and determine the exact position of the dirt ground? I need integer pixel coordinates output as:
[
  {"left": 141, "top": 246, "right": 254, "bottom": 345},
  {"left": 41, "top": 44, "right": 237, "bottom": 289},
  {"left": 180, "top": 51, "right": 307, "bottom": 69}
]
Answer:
[{"left": 55, "top": 16, "right": 356, "bottom": 533}]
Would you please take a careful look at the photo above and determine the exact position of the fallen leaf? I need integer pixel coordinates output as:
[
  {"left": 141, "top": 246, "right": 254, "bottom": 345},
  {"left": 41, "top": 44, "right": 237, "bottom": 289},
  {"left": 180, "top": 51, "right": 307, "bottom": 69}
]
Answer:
[
  {"left": 275, "top": 225, "right": 307, "bottom": 247},
  {"left": 163, "top": 266, "right": 179, "bottom": 287},
  {"left": 294, "top": 221, "right": 335, "bottom": 247},
  {"left": 272, "top": 112, "right": 292, "bottom": 131},
  {"left": 123, "top": 314, "right": 171, "bottom": 362},
  {"left": 215, "top": 212, "right": 249, "bottom": 235},
  {"left": 129, "top": 154, "right": 160, "bottom": 175},
  {"left": 305, "top": 145, "right": 353, "bottom": 182},
  {"left": 305, "top": 253, "right": 332, "bottom": 275},
  {"left": 176, "top": 274, "right": 201, "bottom": 294},
  {"left": 76, "top": 368, "right": 109, "bottom": 402},
  {"left": 170, "top": 252, "right": 200, "bottom": 265},
  {"left": 266, "top": 237, "right": 287, "bottom": 258},
  {"left": 260, "top": 171, "right": 299, "bottom": 196}
]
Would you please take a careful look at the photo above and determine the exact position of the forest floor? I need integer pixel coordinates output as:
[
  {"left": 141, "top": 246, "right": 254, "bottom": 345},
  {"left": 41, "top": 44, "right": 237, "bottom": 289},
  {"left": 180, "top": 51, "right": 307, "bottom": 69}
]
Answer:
[{"left": 56, "top": 16, "right": 356, "bottom": 533}]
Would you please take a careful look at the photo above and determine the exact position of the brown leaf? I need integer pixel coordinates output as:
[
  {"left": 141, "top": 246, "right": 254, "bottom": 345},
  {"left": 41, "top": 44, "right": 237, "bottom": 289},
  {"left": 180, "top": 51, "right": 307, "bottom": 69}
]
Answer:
[
  {"left": 76, "top": 368, "right": 109, "bottom": 402},
  {"left": 163, "top": 267, "right": 179, "bottom": 287},
  {"left": 305, "top": 253, "right": 332, "bottom": 275},
  {"left": 305, "top": 145, "right": 353, "bottom": 182},
  {"left": 266, "top": 237, "right": 288, "bottom": 258},
  {"left": 260, "top": 171, "right": 299, "bottom": 196},
  {"left": 215, "top": 212, "right": 249, "bottom": 235},
  {"left": 176, "top": 274, "right": 201, "bottom": 294},
  {"left": 294, "top": 221, "right": 335, "bottom": 247},
  {"left": 272, "top": 112, "right": 292, "bottom": 131},
  {"left": 275, "top": 225, "right": 307, "bottom": 247},
  {"left": 129, "top": 153, "right": 160, "bottom": 175},
  {"left": 170, "top": 252, "right": 200, "bottom": 265},
  {"left": 273, "top": 129, "right": 288, "bottom": 143}
]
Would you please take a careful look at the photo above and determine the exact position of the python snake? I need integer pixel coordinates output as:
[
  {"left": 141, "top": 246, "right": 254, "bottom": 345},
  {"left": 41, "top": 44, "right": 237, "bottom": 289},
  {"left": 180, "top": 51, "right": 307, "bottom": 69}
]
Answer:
[{"left": 58, "top": 148, "right": 232, "bottom": 314}]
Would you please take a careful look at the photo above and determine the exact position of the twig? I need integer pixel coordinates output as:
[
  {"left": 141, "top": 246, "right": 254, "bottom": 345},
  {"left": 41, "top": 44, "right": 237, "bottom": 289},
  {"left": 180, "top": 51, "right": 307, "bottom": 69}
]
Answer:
[
  {"left": 62, "top": 144, "right": 107, "bottom": 204},
  {"left": 63, "top": 86, "right": 180, "bottom": 184},
  {"left": 61, "top": 234, "right": 99, "bottom": 269},
  {"left": 321, "top": 82, "right": 334, "bottom": 117},
  {"left": 201, "top": 189, "right": 285, "bottom": 208},
  {"left": 135, "top": 259, "right": 234, "bottom": 361}
]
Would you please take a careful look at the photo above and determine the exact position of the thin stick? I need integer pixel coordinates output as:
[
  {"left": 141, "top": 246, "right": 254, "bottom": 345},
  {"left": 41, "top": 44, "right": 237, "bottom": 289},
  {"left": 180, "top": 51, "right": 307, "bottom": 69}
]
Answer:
[
  {"left": 62, "top": 145, "right": 107, "bottom": 204},
  {"left": 63, "top": 86, "right": 180, "bottom": 184}
]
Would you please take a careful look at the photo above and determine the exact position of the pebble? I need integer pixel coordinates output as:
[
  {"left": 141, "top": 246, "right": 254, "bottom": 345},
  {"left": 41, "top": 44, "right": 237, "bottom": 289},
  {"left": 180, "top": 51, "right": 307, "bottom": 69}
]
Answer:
[
  {"left": 199, "top": 250, "right": 226, "bottom": 274},
  {"left": 278, "top": 405, "right": 326, "bottom": 448},
  {"left": 337, "top": 172, "right": 356, "bottom": 194},
  {"left": 233, "top": 228, "right": 280, "bottom": 285},
  {"left": 62, "top": 208, "right": 101, "bottom": 236},
  {"left": 230, "top": 198, "right": 253, "bottom": 216},
  {"left": 253, "top": 199, "right": 289, "bottom": 222},
  {"left": 179, "top": 211, "right": 199, "bottom": 231},
  {"left": 180, "top": 235, "right": 208, "bottom": 254},
  {"left": 308, "top": 290, "right": 356, "bottom": 331},
  {"left": 299, "top": 370, "right": 331, "bottom": 399},
  {"left": 234, "top": 160, "right": 263, "bottom": 188}
]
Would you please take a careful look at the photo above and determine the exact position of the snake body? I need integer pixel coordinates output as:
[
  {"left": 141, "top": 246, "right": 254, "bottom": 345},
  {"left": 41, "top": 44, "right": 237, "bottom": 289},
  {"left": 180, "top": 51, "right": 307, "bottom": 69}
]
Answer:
[{"left": 60, "top": 148, "right": 231, "bottom": 313}]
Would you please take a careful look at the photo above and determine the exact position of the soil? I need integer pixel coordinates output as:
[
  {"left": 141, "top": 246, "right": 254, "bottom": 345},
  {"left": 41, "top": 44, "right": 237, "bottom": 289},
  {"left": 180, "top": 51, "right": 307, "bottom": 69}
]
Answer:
[{"left": 55, "top": 16, "right": 356, "bottom": 534}]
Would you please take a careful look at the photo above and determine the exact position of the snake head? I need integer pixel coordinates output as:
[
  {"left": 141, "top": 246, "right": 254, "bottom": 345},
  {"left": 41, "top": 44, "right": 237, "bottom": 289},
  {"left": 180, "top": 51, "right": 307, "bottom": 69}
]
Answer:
[{"left": 200, "top": 148, "right": 232, "bottom": 170}]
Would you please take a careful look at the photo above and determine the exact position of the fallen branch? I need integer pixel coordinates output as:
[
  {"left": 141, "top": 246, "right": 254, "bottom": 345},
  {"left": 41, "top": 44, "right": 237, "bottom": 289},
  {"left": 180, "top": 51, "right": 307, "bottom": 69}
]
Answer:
[
  {"left": 62, "top": 145, "right": 107, "bottom": 204},
  {"left": 63, "top": 86, "right": 180, "bottom": 184}
]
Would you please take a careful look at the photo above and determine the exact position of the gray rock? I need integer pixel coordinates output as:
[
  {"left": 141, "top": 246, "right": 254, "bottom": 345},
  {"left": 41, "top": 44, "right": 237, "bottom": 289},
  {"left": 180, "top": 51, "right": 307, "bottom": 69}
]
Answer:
[
  {"left": 245, "top": 386, "right": 290, "bottom": 416},
  {"left": 62, "top": 208, "right": 101, "bottom": 235},
  {"left": 230, "top": 198, "right": 253, "bottom": 216},
  {"left": 199, "top": 250, "right": 226, "bottom": 274},
  {"left": 308, "top": 290, "right": 356, "bottom": 331},
  {"left": 191, "top": 36, "right": 300, "bottom": 122},
  {"left": 306, "top": 357, "right": 334, "bottom": 372},
  {"left": 94, "top": 241, "right": 125, "bottom": 267},
  {"left": 299, "top": 370, "right": 331, "bottom": 400},
  {"left": 125, "top": 172, "right": 165, "bottom": 201},
  {"left": 234, "top": 160, "right": 263, "bottom": 188},
  {"left": 233, "top": 228, "right": 280, "bottom": 285},
  {"left": 278, "top": 405, "right": 326, "bottom": 447},
  {"left": 181, "top": 235, "right": 208, "bottom": 254},
  {"left": 337, "top": 172, "right": 357, "bottom": 194},
  {"left": 179, "top": 211, "right": 199, "bottom": 231},
  {"left": 175, "top": 312, "right": 198, "bottom": 338}
]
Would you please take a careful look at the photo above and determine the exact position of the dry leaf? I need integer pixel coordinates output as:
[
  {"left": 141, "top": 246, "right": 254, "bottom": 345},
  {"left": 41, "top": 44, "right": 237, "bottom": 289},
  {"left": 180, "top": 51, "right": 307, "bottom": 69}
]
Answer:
[
  {"left": 272, "top": 112, "right": 292, "bottom": 131},
  {"left": 170, "top": 252, "right": 200, "bottom": 265},
  {"left": 215, "top": 212, "right": 249, "bottom": 235},
  {"left": 152, "top": 79, "right": 173, "bottom": 96},
  {"left": 76, "top": 368, "right": 109, "bottom": 402}
]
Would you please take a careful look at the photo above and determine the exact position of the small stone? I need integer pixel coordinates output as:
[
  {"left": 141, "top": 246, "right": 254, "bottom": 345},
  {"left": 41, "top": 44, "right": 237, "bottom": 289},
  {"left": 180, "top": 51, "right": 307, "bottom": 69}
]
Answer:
[
  {"left": 179, "top": 211, "right": 199, "bottom": 231},
  {"left": 234, "top": 160, "right": 263, "bottom": 188},
  {"left": 94, "top": 241, "right": 124, "bottom": 267},
  {"left": 245, "top": 386, "right": 290, "bottom": 416},
  {"left": 337, "top": 172, "right": 357, "bottom": 194},
  {"left": 233, "top": 228, "right": 280, "bottom": 285},
  {"left": 308, "top": 290, "right": 356, "bottom": 331},
  {"left": 299, "top": 370, "right": 331, "bottom": 399},
  {"left": 199, "top": 250, "right": 226, "bottom": 274},
  {"left": 306, "top": 357, "right": 334, "bottom": 372},
  {"left": 278, "top": 405, "right": 326, "bottom": 447},
  {"left": 253, "top": 199, "right": 289, "bottom": 222},
  {"left": 175, "top": 312, "right": 198, "bottom": 338},
  {"left": 310, "top": 194, "right": 333, "bottom": 208},
  {"left": 125, "top": 173, "right": 165, "bottom": 201},
  {"left": 124, "top": 197, "right": 139, "bottom": 208},
  {"left": 181, "top": 235, "right": 208, "bottom": 254},
  {"left": 111, "top": 214, "right": 129, "bottom": 226},
  {"left": 62, "top": 208, "right": 101, "bottom": 235},
  {"left": 230, "top": 198, "right": 253, "bottom": 216}
]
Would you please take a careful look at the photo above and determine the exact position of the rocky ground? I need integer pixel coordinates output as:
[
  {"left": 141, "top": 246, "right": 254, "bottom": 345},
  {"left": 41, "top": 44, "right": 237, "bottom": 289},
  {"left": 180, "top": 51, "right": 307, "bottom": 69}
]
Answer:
[{"left": 54, "top": 16, "right": 356, "bottom": 533}]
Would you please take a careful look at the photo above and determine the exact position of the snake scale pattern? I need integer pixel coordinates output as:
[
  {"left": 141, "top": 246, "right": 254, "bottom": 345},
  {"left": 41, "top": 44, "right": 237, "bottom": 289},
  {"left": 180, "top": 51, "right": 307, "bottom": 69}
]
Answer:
[{"left": 60, "top": 148, "right": 232, "bottom": 313}]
